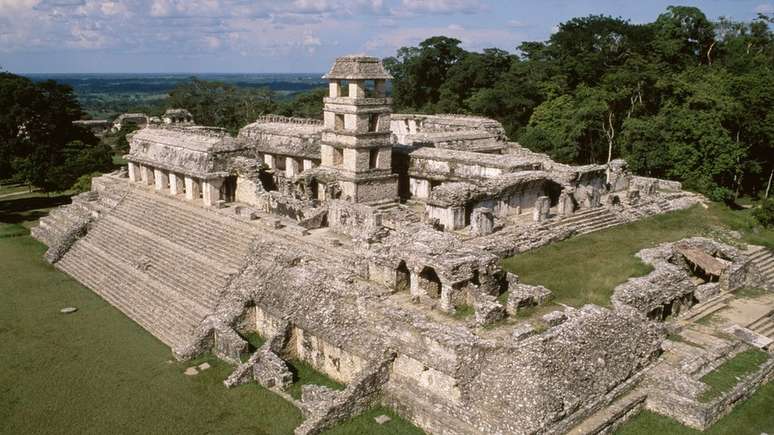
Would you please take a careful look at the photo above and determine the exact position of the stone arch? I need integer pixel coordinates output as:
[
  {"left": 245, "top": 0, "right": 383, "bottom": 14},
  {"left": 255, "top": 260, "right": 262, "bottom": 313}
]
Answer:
[{"left": 418, "top": 266, "right": 442, "bottom": 299}]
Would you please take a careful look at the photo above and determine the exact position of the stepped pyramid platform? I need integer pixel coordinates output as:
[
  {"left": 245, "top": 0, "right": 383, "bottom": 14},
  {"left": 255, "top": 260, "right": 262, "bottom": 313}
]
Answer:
[{"left": 34, "top": 181, "right": 261, "bottom": 354}]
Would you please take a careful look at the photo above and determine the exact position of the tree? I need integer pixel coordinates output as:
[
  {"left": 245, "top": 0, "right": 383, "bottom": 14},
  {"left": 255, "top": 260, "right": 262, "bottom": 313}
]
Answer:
[
  {"left": 0, "top": 72, "right": 110, "bottom": 191},
  {"left": 166, "top": 79, "right": 277, "bottom": 133}
]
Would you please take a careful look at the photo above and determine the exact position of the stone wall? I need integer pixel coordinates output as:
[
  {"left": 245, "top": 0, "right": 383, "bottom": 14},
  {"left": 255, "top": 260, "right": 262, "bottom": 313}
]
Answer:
[{"left": 327, "top": 200, "right": 383, "bottom": 239}]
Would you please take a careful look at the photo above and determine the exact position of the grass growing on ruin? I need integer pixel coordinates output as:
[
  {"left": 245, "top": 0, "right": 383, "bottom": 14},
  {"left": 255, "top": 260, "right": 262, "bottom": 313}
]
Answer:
[
  {"left": 286, "top": 359, "right": 346, "bottom": 400},
  {"left": 326, "top": 406, "right": 426, "bottom": 435},
  {"left": 615, "top": 380, "right": 774, "bottom": 435},
  {"left": 698, "top": 349, "right": 769, "bottom": 403},
  {"left": 734, "top": 287, "right": 768, "bottom": 299},
  {"left": 501, "top": 203, "right": 774, "bottom": 308}
]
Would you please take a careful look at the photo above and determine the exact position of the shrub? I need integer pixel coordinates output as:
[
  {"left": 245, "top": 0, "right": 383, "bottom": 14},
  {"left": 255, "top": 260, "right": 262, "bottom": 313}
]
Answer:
[{"left": 753, "top": 199, "right": 774, "bottom": 228}]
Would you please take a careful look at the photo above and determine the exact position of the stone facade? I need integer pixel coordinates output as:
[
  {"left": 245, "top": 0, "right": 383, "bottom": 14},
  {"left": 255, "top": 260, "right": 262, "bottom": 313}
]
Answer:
[{"left": 30, "top": 53, "right": 744, "bottom": 435}]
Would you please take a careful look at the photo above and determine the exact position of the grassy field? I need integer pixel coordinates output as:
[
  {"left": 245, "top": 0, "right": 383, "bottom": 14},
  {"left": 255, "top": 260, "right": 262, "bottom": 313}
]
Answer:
[
  {"left": 616, "top": 381, "right": 774, "bottom": 435},
  {"left": 698, "top": 349, "right": 769, "bottom": 402},
  {"left": 501, "top": 203, "right": 774, "bottom": 307},
  {"left": 0, "top": 188, "right": 423, "bottom": 435}
]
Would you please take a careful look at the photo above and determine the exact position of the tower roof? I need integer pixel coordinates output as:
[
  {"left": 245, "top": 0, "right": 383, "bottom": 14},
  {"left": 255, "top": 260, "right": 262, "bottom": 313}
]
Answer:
[{"left": 322, "top": 55, "right": 393, "bottom": 80}]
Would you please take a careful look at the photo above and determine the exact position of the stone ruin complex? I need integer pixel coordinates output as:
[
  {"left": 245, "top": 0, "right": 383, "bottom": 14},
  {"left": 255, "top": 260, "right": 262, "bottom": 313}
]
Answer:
[{"left": 34, "top": 56, "right": 772, "bottom": 434}]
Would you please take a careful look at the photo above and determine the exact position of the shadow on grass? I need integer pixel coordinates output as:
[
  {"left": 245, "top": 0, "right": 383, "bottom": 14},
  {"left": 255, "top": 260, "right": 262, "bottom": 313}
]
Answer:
[{"left": 0, "top": 194, "right": 72, "bottom": 224}]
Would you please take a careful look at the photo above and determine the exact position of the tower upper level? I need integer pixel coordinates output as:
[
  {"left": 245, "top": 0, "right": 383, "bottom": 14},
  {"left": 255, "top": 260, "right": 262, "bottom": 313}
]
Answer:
[{"left": 323, "top": 55, "right": 392, "bottom": 100}]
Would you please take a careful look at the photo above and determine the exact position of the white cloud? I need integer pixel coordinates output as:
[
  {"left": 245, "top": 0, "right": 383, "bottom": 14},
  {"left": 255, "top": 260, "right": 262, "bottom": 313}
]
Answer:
[
  {"left": 365, "top": 23, "right": 523, "bottom": 54},
  {"left": 397, "top": 0, "right": 483, "bottom": 15},
  {"left": 755, "top": 3, "right": 773, "bottom": 14}
]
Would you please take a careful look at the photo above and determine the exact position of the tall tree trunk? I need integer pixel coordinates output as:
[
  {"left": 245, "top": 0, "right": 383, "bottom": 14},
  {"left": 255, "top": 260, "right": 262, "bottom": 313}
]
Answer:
[
  {"left": 766, "top": 169, "right": 773, "bottom": 200},
  {"left": 603, "top": 112, "right": 615, "bottom": 183}
]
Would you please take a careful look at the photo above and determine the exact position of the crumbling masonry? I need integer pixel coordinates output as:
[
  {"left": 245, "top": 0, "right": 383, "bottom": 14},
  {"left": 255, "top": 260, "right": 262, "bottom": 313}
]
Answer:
[{"left": 34, "top": 55, "right": 772, "bottom": 434}]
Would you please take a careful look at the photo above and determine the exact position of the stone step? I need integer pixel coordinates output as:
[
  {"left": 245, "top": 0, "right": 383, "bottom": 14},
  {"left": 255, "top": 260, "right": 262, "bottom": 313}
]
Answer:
[
  {"left": 567, "top": 389, "right": 646, "bottom": 435},
  {"left": 681, "top": 294, "right": 732, "bottom": 322},
  {"left": 83, "top": 221, "right": 225, "bottom": 310},
  {"left": 57, "top": 241, "right": 202, "bottom": 348},
  {"left": 109, "top": 199, "right": 251, "bottom": 267}
]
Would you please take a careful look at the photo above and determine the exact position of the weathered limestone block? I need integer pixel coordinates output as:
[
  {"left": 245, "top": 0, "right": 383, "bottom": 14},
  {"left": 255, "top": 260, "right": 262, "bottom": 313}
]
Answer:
[
  {"left": 695, "top": 282, "right": 721, "bottom": 302},
  {"left": 541, "top": 310, "right": 568, "bottom": 327},
  {"left": 608, "top": 159, "right": 630, "bottom": 192},
  {"left": 470, "top": 207, "right": 494, "bottom": 236},
  {"left": 474, "top": 294, "right": 505, "bottom": 326},
  {"left": 627, "top": 189, "right": 640, "bottom": 205},
  {"left": 213, "top": 326, "right": 248, "bottom": 364},
  {"left": 511, "top": 323, "right": 537, "bottom": 341},
  {"left": 557, "top": 191, "right": 575, "bottom": 216},
  {"left": 506, "top": 283, "right": 553, "bottom": 315},
  {"left": 202, "top": 178, "right": 223, "bottom": 207},
  {"left": 253, "top": 348, "right": 293, "bottom": 389},
  {"left": 532, "top": 196, "right": 551, "bottom": 222},
  {"left": 294, "top": 349, "right": 397, "bottom": 435}
]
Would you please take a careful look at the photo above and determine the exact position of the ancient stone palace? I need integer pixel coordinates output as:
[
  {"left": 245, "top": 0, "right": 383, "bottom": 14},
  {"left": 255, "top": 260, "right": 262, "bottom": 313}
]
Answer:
[{"left": 33, "top": 56, "right": 773, "bottom": 435}]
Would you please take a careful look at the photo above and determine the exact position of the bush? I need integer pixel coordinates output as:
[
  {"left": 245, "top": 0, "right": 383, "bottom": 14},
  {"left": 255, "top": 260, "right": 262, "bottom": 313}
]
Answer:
[
  {"left": 753, "top": 199, "right": 774, "bottom": 228},
  {"left": 70, "top": 172, "right": 102, "bottom": 194}
]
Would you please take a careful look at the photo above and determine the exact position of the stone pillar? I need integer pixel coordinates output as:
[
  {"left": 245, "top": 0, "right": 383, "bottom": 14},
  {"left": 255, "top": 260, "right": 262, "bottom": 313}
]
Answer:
[
  {"left": 154, "top": 169, "right": 168, "bottom": 192},
  {"left": 440, "top": 283, "right": 455, "bottom": 313},
  {"left": 202, "top": 178, "right": 223, "bottom": 207},
  {"left": 140, "top": 165, "right": 154, "bottom": 185},
  {"left": 557, "top": 191, "right": 575, "bottom": 216},
  {"left": 185, "top": 176, "right": 200, "bottom": 201},
  {"left": 627, "top": 189, "right": 640, "bottom": 205},
  {"left": 286, "top": 157, "right": 300, "bottom": 178},
  {"left": 590, "top": 188, "right": 602, "bottom": 208},
  {"left": 128, "top": 162, "right": 138, "bottom": 182},
  {"left": 410, "top": 271, "right": 423, "bottom": 298},
  {"left": 470, "top": 207, "right": 494, "bottom": 236},
  {"left": 169, "top": 173, "right": 184, "bottom": 196},
  {"left": 410, "top": 178, "right": 432, "bottom": 199},
  {"left": 532, "top": 196, "right": 551, "bottom": 222},
  {"left": 264, "top": 154, "right": 275, "bottom": 169},
  {"left": 303, "top": 159, "right": 315, "bottom": 171}
]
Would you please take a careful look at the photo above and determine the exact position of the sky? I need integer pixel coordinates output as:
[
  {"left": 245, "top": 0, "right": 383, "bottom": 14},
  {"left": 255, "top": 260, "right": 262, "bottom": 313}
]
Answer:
[{"left": 1, "top": 0, "right": 771, "bottom": 73}]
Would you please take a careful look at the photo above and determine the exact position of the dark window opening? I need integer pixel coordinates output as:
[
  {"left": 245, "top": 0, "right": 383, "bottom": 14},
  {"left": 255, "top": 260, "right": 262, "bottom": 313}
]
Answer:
[
  {"left": 369, "top": 148, "right": 379, "bottom": 169},
  {"left": 368, "top": 113, "right": 379, "bottom": 132},
  {"left": 396, "top": 261, "right": 410, "bottom": 292},
  {"left": 419, "top": 267, "right": 442, "bottom": 299},
  {"left": 333, "top": 147, "right": 344, "bottom": 167}
]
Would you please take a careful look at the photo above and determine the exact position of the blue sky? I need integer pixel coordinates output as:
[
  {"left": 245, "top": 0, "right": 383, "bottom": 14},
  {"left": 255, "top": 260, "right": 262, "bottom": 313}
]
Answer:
[{"left": 1, "top": 0, "right": 771, "bottom": 73}]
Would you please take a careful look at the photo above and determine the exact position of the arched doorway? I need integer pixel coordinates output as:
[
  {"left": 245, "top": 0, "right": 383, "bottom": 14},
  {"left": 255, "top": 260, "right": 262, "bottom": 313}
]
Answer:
[{"left": 418, "top": 266, "right": 441, "bottom": 298}]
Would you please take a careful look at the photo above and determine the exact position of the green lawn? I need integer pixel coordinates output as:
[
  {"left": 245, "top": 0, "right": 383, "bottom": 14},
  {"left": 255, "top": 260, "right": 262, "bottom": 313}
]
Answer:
[
  {"left": 286, "top": 359, "right": 346, "bottom": 400},
  {"left": 698, "top": 349, "right": 769, "bottom": 402},
  {"left": 0, "top": 193, "right": 423, "bottom": 435},
  {"left": 616, "top": 381, "right": 774, "bottom": 435},
  {"left": 501, "top": 203, "right": 774, "bottom": 307}
]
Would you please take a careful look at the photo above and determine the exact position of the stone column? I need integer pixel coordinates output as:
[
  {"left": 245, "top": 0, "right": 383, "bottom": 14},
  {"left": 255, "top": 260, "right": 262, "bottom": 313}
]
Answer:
[
  {"left": 202, "top": 178, "right": 224, "bottom": 207},
  {"left": 533, "top": 196, "right": 551, "bottom": 222},
  {"left": 128, "top": 162, "right": 138, "bottom": 182},
  {"left": 410, "top": 178, "right": 432, "bottom": 199},
  {"left": 169, "top": 173, "right": 185, "bottom": 196},
  {"left": 303, "top": 159, "right": 315, "bottom": 171},
  {"left": 140, "top": 165, "right": 153, "bottom": 185},
  {"left": 264, "top": 154, "right": 275, "bottom": 169},
  {"left": 154, "top": 169, "right": 168, "bottom": 192},
  {"left": 410, "top": 271, "right": 424, "bottom": 298},
  {"left": 470, "top": 207, "right": 494, "bottom": 236},
  {"left": 557, "top": 191, "right": 575, "bottom": 216},
  {"left": 440, "top": 283, "right": 455, "bottom": 313},
  {"left": 185, "top": 176, "right": 200, "bottom": 201},
  {"left": 286, "top": 157, "right": 300, "bottom": 178}
]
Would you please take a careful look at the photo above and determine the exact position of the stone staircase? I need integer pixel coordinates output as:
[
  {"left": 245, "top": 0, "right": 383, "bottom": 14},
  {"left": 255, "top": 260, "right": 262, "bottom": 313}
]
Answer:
[
  {"left": 746, "top": 245, "right": 774, "bottom": 290},
  {"left": 54, "top": 188, "right": 258, "bottom": 352},
  {"left": 747, "top": 311, "right": 774, "bottom": 340},
  {"left": 680, "top": 293, "right": 733, "bottom": 323},
  {"left": 552, "top": 207, "right": 622, "bottom": 236}
]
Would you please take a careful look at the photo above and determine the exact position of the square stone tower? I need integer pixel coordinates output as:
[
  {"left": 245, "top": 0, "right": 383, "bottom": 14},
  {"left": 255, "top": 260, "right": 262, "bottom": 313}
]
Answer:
[{"left": 321, "top": 55, "right": 398, "bottom": 203}]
